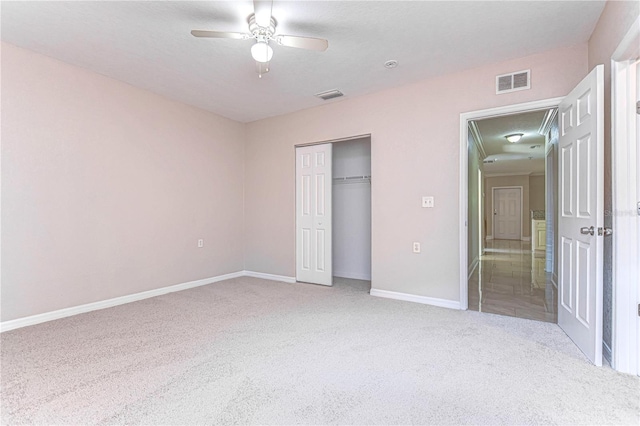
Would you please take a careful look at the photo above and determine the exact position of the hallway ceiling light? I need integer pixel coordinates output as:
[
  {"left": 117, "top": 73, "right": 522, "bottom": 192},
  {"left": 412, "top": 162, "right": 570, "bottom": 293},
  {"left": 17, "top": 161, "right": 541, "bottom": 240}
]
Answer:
[{"left": 505, "top": 133, "right": 524, "bottom": 143}]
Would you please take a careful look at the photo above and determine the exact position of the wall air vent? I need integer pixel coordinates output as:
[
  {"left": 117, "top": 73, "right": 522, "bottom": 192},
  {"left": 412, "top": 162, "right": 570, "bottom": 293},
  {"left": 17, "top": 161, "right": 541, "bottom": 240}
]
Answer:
[
  {"left": 496, "top": 69, "right": 530, "bottom": 94},
  {"left": 315, "top": 89, "right": 344, "bottom": 100}
]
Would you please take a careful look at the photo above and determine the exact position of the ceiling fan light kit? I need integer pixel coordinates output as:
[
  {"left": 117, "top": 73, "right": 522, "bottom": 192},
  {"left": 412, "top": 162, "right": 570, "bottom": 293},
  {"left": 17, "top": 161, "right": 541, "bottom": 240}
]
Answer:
[
  {"left": 191, "top": 0, "right": 328, "bottom": 78},
  {"left": 251, "top": 41, "right": 273, "bottom": 63}
]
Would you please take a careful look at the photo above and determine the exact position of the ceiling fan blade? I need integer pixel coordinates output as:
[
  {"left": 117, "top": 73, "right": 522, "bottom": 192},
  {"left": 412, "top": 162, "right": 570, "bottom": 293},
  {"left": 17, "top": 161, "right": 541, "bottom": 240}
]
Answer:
[
  {"left": 253, "top": 0, "right": 273, "bottom": 27},
  {"left": 191, "top": 30, "right": 247, "bottom": 40},
  {"left": 276, "top": 35, "right": 328, "bottom": 51},
  {"left": 256, "top": 61, "right": 270, "bottom": 78}
]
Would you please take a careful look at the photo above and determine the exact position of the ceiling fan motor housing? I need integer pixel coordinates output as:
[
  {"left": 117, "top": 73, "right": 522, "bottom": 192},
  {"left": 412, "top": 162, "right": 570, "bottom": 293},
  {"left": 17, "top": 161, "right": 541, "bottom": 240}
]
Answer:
[{"left": 248, "top": 14, "right": 277, "bottom": 40}]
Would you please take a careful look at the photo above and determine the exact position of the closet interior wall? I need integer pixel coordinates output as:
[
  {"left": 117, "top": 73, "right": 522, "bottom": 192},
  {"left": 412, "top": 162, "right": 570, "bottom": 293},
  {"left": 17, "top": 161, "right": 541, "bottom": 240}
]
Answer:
[{"left": 332, "top": 137, "right": 372, "bottom": 281}]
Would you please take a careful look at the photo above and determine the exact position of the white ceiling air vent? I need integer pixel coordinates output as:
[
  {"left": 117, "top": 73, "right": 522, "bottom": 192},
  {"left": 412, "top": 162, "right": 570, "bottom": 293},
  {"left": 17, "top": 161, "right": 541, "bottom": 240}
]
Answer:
[
  {"left": 315, "top": 89, "right": 344, "bottom": 100},
  {"left": 496, "top": 69, "right": 530, "bottom": 94}
]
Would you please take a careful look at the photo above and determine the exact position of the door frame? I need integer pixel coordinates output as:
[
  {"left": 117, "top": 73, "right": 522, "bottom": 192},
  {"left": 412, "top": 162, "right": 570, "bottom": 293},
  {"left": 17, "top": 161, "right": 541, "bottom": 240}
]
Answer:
[
  {"left": 459, "top": 97, "right": 564, "bottom": 310},
  {"left": 611, "top": 16, "right": 640, "bottom": 375},
  {"left": 545, "top": 140, "right": 556, "bottom": 277},
  {"left": 478, "top": 169, "right": 484, "bottom": 256},
  {"left": 491, "top": 186, "right": 523, "bottom": 241}
]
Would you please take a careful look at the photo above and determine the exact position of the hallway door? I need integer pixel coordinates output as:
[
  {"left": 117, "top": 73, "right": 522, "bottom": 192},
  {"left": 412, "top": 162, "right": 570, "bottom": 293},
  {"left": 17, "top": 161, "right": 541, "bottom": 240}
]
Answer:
[
  {"left": 557, "top": 65, "right": 604, "bottom": 366},
  {"left": 493, "top": 187, "right": 521, "bottom": 240},
  {"left": 296, "top": 144, "right": 333, "bottom": 286}
]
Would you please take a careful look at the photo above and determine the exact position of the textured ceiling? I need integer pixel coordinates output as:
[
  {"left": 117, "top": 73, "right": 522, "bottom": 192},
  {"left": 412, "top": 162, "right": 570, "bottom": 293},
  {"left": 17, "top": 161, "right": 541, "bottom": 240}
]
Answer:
[
  {"left": 1, "top": 1, "right": 605, "bottom": 123},
  {"left": 475, "top": 109, "right": 552, "bottom": 175}
]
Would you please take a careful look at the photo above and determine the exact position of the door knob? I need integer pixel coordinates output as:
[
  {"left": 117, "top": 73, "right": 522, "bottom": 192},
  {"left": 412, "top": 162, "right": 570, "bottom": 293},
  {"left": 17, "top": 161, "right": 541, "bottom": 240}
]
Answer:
[{"left": 580, "top": 226, "right": 594, "bottom": 236}]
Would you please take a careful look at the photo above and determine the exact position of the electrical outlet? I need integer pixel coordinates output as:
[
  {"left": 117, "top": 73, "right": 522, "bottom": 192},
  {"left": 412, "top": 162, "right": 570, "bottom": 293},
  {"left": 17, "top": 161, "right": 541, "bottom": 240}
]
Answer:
[
  {"left": 422, "top": 196, "right": 435, "bottom": 208},
  {"left": 413, "top": 242, "right": 421, "bottom": 253},
  {"left": 197, "top": 239, "right": 204, "bottom": 248}
]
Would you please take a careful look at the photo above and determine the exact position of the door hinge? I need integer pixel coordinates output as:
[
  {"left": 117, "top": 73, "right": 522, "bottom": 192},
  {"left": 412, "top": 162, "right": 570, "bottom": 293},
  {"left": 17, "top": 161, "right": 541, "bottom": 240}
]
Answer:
[
  {"left": 638, "top": 304, "right": 640, "bottom": 317},
  {"left": 636, "top": 101, "right": 640, "bottom": 115}
]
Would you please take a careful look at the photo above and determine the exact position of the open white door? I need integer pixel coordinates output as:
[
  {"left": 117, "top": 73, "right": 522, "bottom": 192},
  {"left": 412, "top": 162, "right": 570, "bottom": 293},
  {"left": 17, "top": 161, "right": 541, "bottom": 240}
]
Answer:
[
  {"left": 557, "top": 65, "right": 604, "bottom": 366},
  {"left": 296, "top": 144, "right": 332, "bottom": 286}
]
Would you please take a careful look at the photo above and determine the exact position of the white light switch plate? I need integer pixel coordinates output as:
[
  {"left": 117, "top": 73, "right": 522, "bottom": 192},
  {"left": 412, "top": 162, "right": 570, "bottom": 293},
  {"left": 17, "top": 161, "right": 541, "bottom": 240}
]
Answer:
[{"left": 422, "top": 196, "right": 434, "bottom": 208}]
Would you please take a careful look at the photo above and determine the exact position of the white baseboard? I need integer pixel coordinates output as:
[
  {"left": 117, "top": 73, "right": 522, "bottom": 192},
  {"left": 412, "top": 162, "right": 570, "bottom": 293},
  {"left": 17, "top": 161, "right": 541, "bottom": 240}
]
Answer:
[
  {"left": 468, "top": 256, "right": 479, "bottom": 279},
  {"left": 243, "top": 270, "right": 296, "bottom": 284},
  {"left": 0, "top": 271, "right": 245, "bottom": 333},
  {"left": 1, "top": 271, "right": 458, "bottom": 333},
  {"left": 369, "top": 288, "right": 461, "bottom": 310},
  {"left": 333, "top": 270, "right": 372, "bottom": 281},
  {"left": 486, "top": 235, "right": 493, "bottom": 240},
  {"left": 521, "top": 236, "right": 531, "bottom": 241}
]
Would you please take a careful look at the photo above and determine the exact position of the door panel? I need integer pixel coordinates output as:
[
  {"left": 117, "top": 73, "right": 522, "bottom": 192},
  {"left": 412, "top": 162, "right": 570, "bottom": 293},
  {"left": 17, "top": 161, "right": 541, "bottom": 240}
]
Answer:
[
  {"left": 560, "top": 237, "right": 573, "bottom": 311},
  {"left": 557, "top": 65, "right": 604, "bottom": 366},
  {"left": 577, "top": 135, "right": 592, "bottom": 218},
  {"left": 561, "top": 144, "right": 574, "bottom": 216},
  {"left": 296, "top": 144, "right": 332, "bottom": 286}
]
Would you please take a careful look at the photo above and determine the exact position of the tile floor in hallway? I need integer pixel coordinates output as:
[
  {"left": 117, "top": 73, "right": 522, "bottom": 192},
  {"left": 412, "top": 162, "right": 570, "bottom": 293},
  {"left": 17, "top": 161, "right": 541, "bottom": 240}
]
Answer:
[{"left": 468, "top": 239, "right": 557, "bottom": 323}]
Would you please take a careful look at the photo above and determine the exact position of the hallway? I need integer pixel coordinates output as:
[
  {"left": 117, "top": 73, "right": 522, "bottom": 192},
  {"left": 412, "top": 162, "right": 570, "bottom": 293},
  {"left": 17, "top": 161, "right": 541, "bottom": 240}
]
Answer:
[{"left": 468, "top": 239, "right": 557, "bottom": 323}]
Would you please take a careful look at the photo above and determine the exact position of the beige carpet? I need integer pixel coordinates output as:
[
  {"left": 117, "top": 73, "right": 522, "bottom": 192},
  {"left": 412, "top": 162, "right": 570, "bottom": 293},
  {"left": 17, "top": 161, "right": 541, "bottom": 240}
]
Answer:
[{"left": 1, "top": 276, "right": 638, "bottom": 425}]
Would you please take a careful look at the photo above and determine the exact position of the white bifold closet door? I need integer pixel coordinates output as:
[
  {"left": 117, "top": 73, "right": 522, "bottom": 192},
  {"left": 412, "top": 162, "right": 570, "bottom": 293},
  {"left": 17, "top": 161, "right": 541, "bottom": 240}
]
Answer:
[{"left": 296, "top": 144, "right": 332, "bottom": 286}]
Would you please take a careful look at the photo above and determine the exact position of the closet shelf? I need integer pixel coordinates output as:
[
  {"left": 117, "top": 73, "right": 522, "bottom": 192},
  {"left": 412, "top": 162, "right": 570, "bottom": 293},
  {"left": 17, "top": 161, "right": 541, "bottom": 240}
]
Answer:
[{"left": 332, "top": 175, "right": 371, "bottom": 185}]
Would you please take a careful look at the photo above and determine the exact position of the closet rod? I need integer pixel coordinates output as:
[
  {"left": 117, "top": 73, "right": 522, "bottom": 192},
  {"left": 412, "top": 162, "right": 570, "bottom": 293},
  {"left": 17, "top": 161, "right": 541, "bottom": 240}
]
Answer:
[
  {"left": 332, "top": 175, "right": 371, "bottom": 184},
  {"left": 332, "top": 175, "right": 371, "bottom": 181}
]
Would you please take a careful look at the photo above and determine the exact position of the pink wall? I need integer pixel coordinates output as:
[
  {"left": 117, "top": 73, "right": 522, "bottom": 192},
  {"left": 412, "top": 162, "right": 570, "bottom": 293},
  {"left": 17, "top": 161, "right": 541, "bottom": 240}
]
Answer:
[
  {"left": 2, "top": 38, "right": 598, "bottom": 322},
  {"left": 245, "top": 44, "right": 588, "bottom": 302},
  {"left": 589, "top": 0, "right": 639, "bottom": 224},
  {"left": 1, "top": 43, "right": 246, "bottom": 321}
]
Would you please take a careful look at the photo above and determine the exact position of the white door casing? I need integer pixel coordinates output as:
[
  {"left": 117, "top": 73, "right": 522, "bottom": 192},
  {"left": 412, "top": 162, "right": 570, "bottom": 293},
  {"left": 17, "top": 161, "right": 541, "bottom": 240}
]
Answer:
[
  {"left": 636, "top": 60, "right": 639, "bottom": 376},
  {"left": 296, "top": 144, "right": 333, "bottom": 286},
  {"left": 493, "top": 187, "right": 522, "bottom": 240},
  {"left": 545, "top": 141, "right": 556, "bottom": 273},
  {"left": 611, "top": 16, "right": 639, "bottom": 376},
  {"left": 557, "top": 65, "right": 604, "bottom": 366},
  {"left": 459, "top": 97, "right": 564, "bottom": 312}
]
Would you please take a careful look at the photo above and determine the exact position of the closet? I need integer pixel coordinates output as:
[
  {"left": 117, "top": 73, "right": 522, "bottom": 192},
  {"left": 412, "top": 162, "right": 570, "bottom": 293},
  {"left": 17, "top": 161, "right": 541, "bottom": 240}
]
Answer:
[
  {"left": 295, "top": 136, "right": 371, "bottom": 286},
  {"left": 332, "top": 137, "right": 371, "bottom": 281}
]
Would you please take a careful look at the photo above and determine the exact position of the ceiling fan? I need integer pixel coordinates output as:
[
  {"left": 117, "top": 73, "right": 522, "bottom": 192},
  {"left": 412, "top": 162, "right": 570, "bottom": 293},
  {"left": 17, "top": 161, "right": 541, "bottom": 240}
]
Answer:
[{"left": 191, "top": 0, "right": 329, "bottom": 78}]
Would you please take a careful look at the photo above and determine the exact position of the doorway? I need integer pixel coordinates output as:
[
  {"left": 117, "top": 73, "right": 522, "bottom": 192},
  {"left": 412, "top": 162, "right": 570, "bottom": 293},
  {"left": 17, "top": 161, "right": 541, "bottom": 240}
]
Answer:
[
  {"left": 295, "top": 135, "right": 372, "bottom": 291},
  {"left": 492, "top": 187, "right": 523, "bottom": 240},
  {"left": 466, "top": 108, "right": 556, "bottom": 323},
  {"left": 462, "top": 65, "right": 608, "bottom": 368}
]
